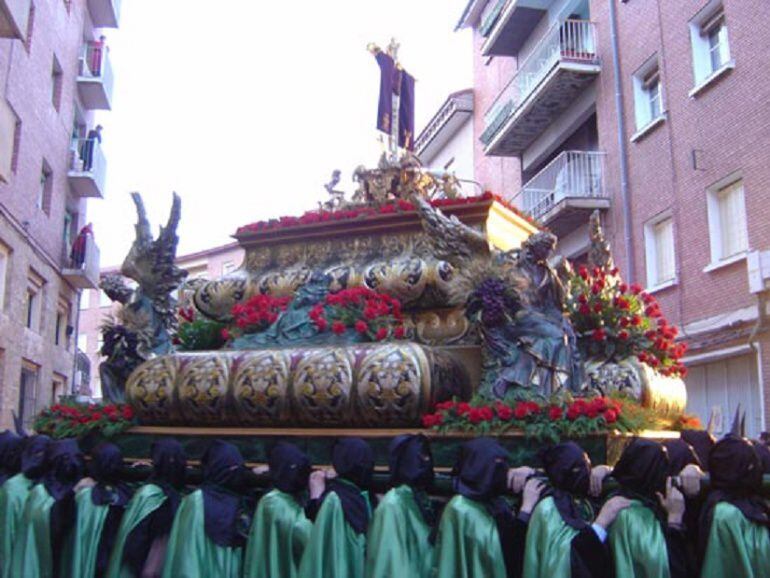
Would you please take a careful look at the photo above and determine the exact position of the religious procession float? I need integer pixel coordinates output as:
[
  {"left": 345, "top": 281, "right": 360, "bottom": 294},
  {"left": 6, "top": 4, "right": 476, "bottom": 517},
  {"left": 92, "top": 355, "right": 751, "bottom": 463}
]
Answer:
[{"left": 36, "top": 42, "right": 697, "bottom": 475}]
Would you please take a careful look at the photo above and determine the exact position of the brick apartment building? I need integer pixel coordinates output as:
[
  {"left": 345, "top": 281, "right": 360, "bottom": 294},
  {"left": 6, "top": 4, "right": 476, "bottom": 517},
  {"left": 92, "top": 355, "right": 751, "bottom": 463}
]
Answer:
[
  {"left": 78, "top": 242, "right": 244, "bottom": 399},
  {"left": 0, "top": 0, "right": 119, "bottom": 429},
  {"left": 430, "top": 0, "right": 770, "bottom": 436}
]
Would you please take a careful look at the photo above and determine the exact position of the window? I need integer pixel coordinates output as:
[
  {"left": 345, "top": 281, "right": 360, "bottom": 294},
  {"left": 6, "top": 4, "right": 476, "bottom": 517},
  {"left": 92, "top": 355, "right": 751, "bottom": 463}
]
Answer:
[
  {"left": 690, "top": 3, "right": 732, "bottom": 87},
  {"left": 644, "top": 214, "right": 676, "bottom": 288},
  {"left": 222, "top": 261, "right": 236, "bottom": 275},
  {"left": 25, "top": 270, "right": 44, "bottom": 332},
  {"left": 707, "top": 178, "right": 748, "bottom": 265},
  {"left": 19, "top": 363, "right": 39, "bottom": 429},
  {"left": 52, "top": 374, "right": 66, "bottom": 405},
  {"left": 37, "top": 161, "right": 52, "bottom": 214},
  {"left": 632, "top": 58, "right": 664, "bottom": 132},
  {"left": 63, "top": 209, "right": 75, "bottom": 251},
  {"left": 55, "top": 298, "right": 70, "bottom": 347},
  {"left": 51, "top": 56, "right": 63, "bottom": 111},
  {"left": 10, "top": 112, "right": 21, "bottom": 174},
  {"left": 0, "top": 241, "right": 9, "bottom": 312}
]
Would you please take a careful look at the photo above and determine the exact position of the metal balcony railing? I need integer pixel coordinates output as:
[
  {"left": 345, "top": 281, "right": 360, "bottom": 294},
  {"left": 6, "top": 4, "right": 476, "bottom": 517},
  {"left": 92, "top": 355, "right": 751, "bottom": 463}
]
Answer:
[
  {"left": 513, "top": 151, "right": 606, "bottom": 220},
  {"left": 68, "top": 137, "right": 107, "bottom": 198},
  {"left": 482, "top": 19, "right": 598, "bottom": 144},
  {"left": 77, "top": 41, "right": 114, "bottom": 109}
]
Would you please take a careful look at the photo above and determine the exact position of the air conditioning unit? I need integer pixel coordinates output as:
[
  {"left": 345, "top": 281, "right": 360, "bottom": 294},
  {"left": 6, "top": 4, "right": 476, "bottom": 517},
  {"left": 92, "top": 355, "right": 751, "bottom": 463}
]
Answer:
[{"left": 747, "top": 249, "right": 770, "bottom": 294}]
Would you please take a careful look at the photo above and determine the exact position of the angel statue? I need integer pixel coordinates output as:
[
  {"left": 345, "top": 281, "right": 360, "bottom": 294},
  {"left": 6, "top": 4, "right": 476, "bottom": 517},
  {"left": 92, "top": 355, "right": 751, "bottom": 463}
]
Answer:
[
  {"left": 99, "top": 193, "right": 187, "bottom": 402},
  {"left": 415, "top": 197, "right": 584, "bottom": 399}
]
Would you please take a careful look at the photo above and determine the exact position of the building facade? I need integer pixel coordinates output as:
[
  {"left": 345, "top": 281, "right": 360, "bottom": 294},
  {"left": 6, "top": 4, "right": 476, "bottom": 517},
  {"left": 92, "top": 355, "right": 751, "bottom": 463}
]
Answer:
[
  {"left": 450, "top": 0, "right": 770, "bottom": 436},
  {"left": 78, "top": 242, "right": 244, "bottom": 399},
  {"left": 0, "top": 0, "right": 119, "bottom": 430}
]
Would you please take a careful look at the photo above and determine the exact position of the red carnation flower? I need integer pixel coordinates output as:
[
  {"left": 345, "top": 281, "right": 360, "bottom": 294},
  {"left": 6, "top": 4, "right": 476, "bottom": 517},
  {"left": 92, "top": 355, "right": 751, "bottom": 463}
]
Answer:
[
  {"left": 548, "top": 406, "right": 563, "bottom": 421},
  {"left": 394, "top": 326, "right": 406, "bottom": 339},
  {"left": 375, "top": 327, "right": 388, "bottom": 341},
  {"left": 496, "top": 404, "right": 513, "bottom": 421},
  {"left": 331, "top": 321, "right": 346, "bottom": 335},
  {"left": 604, "top": 409, "right": 618, "bottom": 424},
  {"left": 354, "top": 320, "right": 368, "bottom": 334}
]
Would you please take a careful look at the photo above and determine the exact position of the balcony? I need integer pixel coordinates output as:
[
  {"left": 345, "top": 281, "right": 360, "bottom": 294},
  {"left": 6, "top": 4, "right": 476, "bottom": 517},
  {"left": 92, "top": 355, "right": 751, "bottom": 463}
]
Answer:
[
  {"left": 481, "top": 20, "right": 600, "bottom": 157},
  {"left": 87, "top": 0, "right": 121, "bottom": 28},
  {"left": 77, "top": 42, "right": 114, "bottom": 110},
  {"left": 62, "top": 235, "right": 100, "bottom": 290},
  {"left": 0, "top": 0, "right": 29, "bottom": 40},
  {"left": 512, "top": 150, "right": 608, "bottom": 237},
  {"left": 68, "top": 137, "right": 106, "bottom": 199},
  {"left": 482, "top": 0, "right": 549, "bottom": 57}
]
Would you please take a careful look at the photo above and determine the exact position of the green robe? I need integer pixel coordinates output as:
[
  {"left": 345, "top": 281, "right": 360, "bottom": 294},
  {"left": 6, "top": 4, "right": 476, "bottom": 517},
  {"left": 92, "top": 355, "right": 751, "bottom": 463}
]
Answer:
[
  {"left": 298, "top": 491, "right": 368, "bottom": 578},
  {"left": 700, "top": 501, "right": 770, "bottom": 578},
  {"left": 523, "top": 496, "right": 581, "bottom": 578},
  {"left": 608, "top": 499, "right": 670, "bottom": 578},
  {"left": 243, "top": 489, "right": 312, "bottom": 578},
  {"left": 8, "top": 484, "right": 74, "bottom": 578},
  {"left": 106, "top": 483, "right": 169, "bottom": 578},
  {"left": 69, "top": 487, "right": 112, "bottom": 578},
  {"left": 365, "top": 485, "right": 434, "bottom": 578},
  {"left": 162, "top": 489, "right": 242, "bottom": 578},
  {"left": 433, "top": 495, "right": 507, "bottom": 578},
  {"left": 0, "top": 473, "right": 34, "bottom": 578}
]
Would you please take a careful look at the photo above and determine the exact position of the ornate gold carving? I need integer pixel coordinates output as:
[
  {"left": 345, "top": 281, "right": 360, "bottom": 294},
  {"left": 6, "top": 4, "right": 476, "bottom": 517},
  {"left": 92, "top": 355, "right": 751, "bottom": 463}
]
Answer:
[
  {"left": 176, "top": 353, "right": 231, "bottom": 424},
  {"left": 356, "top": 345, "right": 428, "bottom": 426},
  {"left": 292, "top": 349, "right": 354, "bottom": 426},
  {"left": 412, "top": 308, "right": 471, "bottom": 345},
  {"left": 125, "top": 356, "right": 179, "bottom": 425},
  {"left": 231, "top": 351, "right": 290, "bottom": 425},
  {"left": 364, "top": 257, "right": 427, "bottom": 304}
]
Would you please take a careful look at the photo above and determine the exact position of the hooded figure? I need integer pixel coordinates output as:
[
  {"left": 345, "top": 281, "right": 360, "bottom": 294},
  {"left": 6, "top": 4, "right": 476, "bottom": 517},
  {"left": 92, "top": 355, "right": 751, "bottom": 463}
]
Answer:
[
  {"left": 365, "top": 434, "right": 436, "bottom": 578},
  {"left": 9, "top": 438, "right": 84, "bottom": 578},
  {"left": 434, "top": 437, "right": 524, "bottom": 578},
  {"left": 699, "top": 436, "right": 770, "bottom": 578},
  {"left": 162, "top": 440, "right": 252, "bottom": 578},
  {"left": 107, "top": 439, "right": 186, "bottom": 578},
  {"left": 679, "top": 431, "right": 714, "bottom": 471},
  {"left": 298, "top": 437, "right": 375, "bottom": 578},
  {"left": 663, "top": 439, "right": 700, "bottom": 476},
  {"left": 608, "top": 438, "right": 689, "bottom": 578},
  {"left": 0, "top": 432, "right": 23, "bottom": 575},
  {"left": 71, "top": 443, "right": 132, "bottom": 578},
  {"left": 523, "top": 441, "right": 612, "bottom": 578},
  {"left": 0, "top": 431, "right": 22, "bottom": 485},
  {"left": 244, "top": 441, "right": 312, "bottom": 578}
]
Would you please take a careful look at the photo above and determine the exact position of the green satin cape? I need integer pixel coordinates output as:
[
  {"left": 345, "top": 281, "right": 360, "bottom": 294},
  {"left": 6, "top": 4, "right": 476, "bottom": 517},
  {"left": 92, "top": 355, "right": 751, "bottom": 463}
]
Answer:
[
  {"left": 8, "top": 483, "right": 75, "bottom": 578},
  {"left": 161, "top": 489, "right": 243, "bottom": 578},
  {"left": 297, "top": 491, "right": 367, "bottom": 578},
  {"left": 70, "top": 487, "right": 112, "bottom": 578},
  {"left": 106, "top": 483, "right": 168, "bottom": 578},
  {"left": 0, "top": 473, "right": 34, "bottom": 578},
  {"left": 608, "top": 499, "right": 670, "bottom": 578},
  {"left": 700, "top": 501, "right": 770, "bottom": 578},
  {"left": 523, "top": 495, "right": 581, "bottom": 578},
  {"left": 243, "top": 488, "right": 312, "bottom": 578},
  {"left": 364, "top": 485, "right": 435, "bottom": 578},
  {"left": 433, "top": 495, "right": 507, "bottom": 578}
]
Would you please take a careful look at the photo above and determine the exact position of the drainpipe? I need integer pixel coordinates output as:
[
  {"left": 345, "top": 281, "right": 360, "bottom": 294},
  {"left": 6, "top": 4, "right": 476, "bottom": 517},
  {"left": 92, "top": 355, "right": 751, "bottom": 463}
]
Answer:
[
  {"left": 70, "top": 290, "right": 82, "bottom": 398},
  {"left": 608, "top": 0, "right": 635, "bottom": 283}
]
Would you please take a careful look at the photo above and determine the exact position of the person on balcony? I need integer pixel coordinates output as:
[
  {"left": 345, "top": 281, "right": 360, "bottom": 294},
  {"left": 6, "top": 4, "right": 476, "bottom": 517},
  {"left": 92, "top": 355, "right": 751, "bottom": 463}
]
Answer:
[
  {"left": 81, "top": 125, "right": 102, "bottom": 172},
  {"left": 70, "top": 223, "right": 93, "bottom": 269},
  {"left": 90, "top": 36, "right": 106, "bottom": 76}
]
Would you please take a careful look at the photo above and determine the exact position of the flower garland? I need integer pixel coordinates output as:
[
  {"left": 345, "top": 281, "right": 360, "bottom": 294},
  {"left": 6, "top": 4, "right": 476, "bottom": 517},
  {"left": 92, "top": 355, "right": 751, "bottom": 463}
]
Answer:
[
  {"left": 421, "top": 394, "right": 701, "bottom": 442},
  {"left": 225, "top": 294, "right": 293, "bottom": 340},
  {"left": 309, "top": 287, "right": 407, "bottom": 341},
  {"left": 566, "top": 265, "right": 688, "bottom": 378},
  {"left": 34, "top": 401, "right": 135, "bottom": 439},
  {"left": 235, "top": 192, "right": 542, "bottom": 235}
]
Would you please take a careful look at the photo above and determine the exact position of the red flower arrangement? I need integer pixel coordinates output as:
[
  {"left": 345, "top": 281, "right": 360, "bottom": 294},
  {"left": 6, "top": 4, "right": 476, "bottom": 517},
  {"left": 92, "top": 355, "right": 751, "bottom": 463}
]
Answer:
[
  {"left": 227, "top": 294, "right": 292, "bottom": 338},
  {"left": 235, "top": 192, "right": 543, "bottom": 235},
  {"left": 421, "top": 395, "right": 628, "bottom": 442},
  {"left": 34, "top": 401, "right": 136, "bottom": 439},
  {"left": 567, "top": 265, "right": 688, "bottom": 378},
  {"left": 309, "top": 287, "right": 407, "bottom": 342}
]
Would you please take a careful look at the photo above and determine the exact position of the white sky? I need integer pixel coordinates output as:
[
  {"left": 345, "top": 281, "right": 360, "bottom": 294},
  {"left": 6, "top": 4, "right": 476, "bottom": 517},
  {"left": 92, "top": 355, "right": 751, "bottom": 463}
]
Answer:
[{"left": 90, "top": 0, "right": 473, "bottom": 267}]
